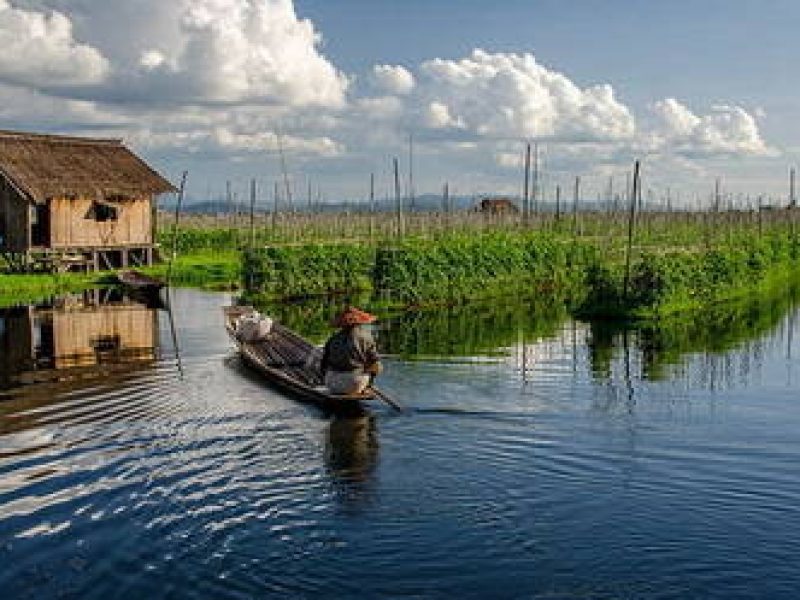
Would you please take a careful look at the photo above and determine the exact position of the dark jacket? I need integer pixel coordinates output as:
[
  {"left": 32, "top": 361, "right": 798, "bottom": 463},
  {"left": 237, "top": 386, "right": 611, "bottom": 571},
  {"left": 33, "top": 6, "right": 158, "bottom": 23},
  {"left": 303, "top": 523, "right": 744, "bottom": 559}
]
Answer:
[{"left": 321, "top": 325, "right": 380, "bottom": 374}]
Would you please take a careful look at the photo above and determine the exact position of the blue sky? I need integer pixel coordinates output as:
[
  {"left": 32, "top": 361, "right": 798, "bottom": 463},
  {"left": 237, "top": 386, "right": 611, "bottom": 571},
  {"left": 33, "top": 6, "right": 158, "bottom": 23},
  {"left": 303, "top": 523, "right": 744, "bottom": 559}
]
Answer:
[
  {"left": 299, "top": 0, "right": 796, "bottom": 124},
  {"left": 0, "top": 0, "right": 796, "bottom": 205}
]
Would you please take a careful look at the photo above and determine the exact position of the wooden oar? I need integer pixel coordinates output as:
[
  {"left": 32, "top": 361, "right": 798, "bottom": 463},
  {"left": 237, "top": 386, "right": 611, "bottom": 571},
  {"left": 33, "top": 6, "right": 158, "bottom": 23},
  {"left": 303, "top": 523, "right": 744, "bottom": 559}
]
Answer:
[
  {"left": 373, "top": 387, "right": 405, "bottom": 413},
  {"left": 368, "top": 374, "right": 404, "bottom": 413}
]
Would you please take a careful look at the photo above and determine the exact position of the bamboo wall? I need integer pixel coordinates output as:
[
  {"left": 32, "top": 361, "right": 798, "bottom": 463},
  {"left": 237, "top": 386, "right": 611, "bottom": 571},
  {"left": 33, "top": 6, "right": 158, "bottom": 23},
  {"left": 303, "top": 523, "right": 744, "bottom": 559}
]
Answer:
[
  {"left": 49, "top": 196, "right": 153, "bottom": 248},
  {"left": 0, "top": 180, "right": 30, "bottom": 252}
]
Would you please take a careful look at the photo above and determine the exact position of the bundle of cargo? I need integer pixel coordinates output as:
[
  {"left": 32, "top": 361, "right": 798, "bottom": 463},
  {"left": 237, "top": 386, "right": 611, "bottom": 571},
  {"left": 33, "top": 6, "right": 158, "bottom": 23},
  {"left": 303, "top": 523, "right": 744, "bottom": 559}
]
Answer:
[{"left": 234, "top": 312, "right": 273, "bottom": 343}]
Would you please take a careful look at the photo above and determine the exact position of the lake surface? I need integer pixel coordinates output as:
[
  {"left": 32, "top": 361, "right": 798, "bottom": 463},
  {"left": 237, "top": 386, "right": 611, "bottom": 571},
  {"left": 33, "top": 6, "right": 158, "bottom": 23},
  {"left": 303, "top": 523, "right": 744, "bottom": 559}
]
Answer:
[{"left": 1, "top": 286, "right": 799, "bottom": 599}]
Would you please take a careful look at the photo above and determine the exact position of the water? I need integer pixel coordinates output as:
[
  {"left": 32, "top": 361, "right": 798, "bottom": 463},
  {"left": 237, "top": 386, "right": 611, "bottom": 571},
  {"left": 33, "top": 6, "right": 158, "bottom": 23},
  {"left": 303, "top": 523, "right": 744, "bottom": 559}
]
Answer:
[{"left": 1, "top": 286, "right": 800, "bottom": 599}]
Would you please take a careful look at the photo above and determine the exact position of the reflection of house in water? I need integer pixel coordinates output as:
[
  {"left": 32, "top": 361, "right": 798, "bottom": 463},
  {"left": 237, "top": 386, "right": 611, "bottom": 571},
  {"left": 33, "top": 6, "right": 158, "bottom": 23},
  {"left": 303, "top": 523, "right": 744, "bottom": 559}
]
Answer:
[{"left": 0, "top": 289, "right": 159, "bottom": 389}]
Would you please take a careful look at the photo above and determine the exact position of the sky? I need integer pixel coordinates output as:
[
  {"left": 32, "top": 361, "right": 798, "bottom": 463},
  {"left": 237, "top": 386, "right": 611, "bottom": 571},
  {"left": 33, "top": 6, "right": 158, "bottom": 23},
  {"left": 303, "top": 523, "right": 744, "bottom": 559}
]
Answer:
[{"left": 0, "top": 0, "right": 797, "bottom": 206}]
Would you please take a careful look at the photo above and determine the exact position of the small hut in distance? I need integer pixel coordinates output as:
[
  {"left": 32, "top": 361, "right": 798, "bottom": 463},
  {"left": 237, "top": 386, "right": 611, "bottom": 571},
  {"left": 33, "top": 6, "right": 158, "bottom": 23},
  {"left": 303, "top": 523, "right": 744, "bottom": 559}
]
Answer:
[
  {"left": 478, "top": 197, "right": 519, "bottom": 214},
  {"left": 0, "top": 130, "right": 176, "bottom": 272}
]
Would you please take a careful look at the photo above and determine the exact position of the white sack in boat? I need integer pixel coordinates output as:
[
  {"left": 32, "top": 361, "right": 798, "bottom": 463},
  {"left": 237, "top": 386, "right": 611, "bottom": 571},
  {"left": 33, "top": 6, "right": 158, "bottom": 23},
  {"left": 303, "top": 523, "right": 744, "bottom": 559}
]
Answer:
[{"left": 236, "top": 313, "right": 273, "bottom": 342}]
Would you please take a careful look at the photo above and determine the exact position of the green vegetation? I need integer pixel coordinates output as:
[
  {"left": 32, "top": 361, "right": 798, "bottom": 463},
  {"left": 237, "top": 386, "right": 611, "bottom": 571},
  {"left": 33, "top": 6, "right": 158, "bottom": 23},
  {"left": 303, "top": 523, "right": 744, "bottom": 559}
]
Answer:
[
  {"left": 3, "top": 207, "right": 799, "bottom": 320},
  {"left": 243, "top": 243, "right": 375, "bottom": 299},
  {"left": 146, "top": 251, "right": 241, "bottom": 290},
  {"left": 241, "top": 223, "right": 800, "bottom": 320},
  {"left": 373, "top": 233, "right": 594, "bottom": 305},
  {"left": 241, "top": 233, "right": 596, "bottom": 306},
  {"left": 581, "top": 232, "right": 800, "bottom": 318}
]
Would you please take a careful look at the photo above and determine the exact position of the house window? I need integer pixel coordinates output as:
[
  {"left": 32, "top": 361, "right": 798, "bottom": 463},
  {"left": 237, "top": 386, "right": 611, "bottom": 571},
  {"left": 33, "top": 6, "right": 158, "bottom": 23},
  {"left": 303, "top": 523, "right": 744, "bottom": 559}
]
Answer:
[{"left": 85, "top": 201, "right": 119, "bottom": 222}]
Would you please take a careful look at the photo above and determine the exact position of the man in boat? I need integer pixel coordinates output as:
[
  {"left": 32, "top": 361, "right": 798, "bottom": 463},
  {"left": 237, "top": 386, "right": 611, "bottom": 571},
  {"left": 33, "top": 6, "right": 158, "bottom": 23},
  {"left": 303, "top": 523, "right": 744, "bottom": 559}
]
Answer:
[{"left": 321, "top": 307, "right": 382, "bottom": 395}]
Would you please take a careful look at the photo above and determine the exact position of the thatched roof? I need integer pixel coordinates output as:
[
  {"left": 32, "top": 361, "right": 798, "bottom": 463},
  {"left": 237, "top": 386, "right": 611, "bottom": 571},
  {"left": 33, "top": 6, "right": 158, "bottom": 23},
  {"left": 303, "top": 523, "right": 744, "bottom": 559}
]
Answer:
[{"left": 0, "top": 130, "right": 177, "bottom": 203}]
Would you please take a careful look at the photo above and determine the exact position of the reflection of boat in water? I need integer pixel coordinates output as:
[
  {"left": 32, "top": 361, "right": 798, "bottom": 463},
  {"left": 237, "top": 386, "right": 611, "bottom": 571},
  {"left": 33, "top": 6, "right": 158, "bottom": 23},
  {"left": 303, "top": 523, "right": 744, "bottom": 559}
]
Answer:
[
  {"left": 223, "top": 306, "right": 383, "bottom": 413},
  {"left": 0, "top": 288, "right": 159, "bottom": 390}
]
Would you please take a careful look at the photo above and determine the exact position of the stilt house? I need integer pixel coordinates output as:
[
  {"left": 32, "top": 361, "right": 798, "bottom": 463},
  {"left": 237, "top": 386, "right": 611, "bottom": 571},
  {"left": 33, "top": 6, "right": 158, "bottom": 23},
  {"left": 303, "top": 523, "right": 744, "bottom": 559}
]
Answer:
[{"left": 0, "top": 130, "right": 176, "bottom": 271}]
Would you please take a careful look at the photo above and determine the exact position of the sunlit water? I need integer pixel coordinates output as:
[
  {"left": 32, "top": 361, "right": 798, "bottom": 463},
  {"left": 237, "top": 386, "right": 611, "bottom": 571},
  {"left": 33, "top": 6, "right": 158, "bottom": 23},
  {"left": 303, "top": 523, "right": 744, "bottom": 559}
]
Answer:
[{"left": 1, "top": 287, "right": 800, "bottom": 599}]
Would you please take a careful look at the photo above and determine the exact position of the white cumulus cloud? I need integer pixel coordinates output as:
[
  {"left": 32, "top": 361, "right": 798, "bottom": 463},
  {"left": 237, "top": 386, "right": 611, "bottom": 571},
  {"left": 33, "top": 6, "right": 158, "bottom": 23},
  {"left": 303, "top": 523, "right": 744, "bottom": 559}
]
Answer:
[
  {"left": 649, "top": 98, "right": 774, "bottom": 157},
  {"left": 372, "top": 64, "right": 415, "bottom": 96},
  {"left": 413, "top": 49, "right": 635, "bottom": 142},
  {"left": 130, "top": 0, "right": 348, "bottom": 107},
  {"left": 0, "top": 0, "right": 109, "bottom": 88}
]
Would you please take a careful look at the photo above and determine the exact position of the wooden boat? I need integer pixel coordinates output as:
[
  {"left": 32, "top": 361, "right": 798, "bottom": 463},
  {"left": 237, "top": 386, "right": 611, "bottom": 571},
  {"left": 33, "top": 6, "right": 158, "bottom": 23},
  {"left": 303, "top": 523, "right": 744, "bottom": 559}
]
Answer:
[
  {"left": 116, "top": 269, "right": 166, "bottom": 293},
  {"left": 223, "top": 306, "right": 380, "bottom": 411}
]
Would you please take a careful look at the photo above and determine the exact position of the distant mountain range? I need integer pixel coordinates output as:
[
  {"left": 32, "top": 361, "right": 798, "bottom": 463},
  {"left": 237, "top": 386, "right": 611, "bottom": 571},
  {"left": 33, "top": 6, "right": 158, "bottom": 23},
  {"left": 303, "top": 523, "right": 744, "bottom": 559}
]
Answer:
[
  {"left": 158, "top": 192, "right": 612, "bottom": 214},
  {"left": 159, "top": 193, "right": 499, "bottom": 214}
]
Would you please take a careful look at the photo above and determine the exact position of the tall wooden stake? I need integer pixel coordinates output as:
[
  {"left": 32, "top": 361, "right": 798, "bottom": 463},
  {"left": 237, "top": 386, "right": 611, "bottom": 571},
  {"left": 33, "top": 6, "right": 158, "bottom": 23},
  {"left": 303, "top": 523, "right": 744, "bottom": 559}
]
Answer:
[
  {"left": 532, "top": 143, "right": 540, "bottom": 214},
  {"left": 443, "top": 181, "right": 450, "bottom": 231},
  {"left": 394, "top": 158, "right": 404, "bottom": 237},
  {"left": 226, "top": 180, "right": 233, "bottom": 234},
  {"left": 572, "top": 175, "right": 580, "bottom": 233},
  {"left": 277, "top": 131, "right": 293, "bottom": 212},
  {"left": 249, "top": 178, "right": 256, "bottom": 247},
  {"left": 622, "top": 161, "right": 641, "bottom": 303},
  {"left": 166, "top": 170, "right": 188, "bottom": 286},
  {"left": 408, "top": 133, "right": 415, "bottom": 212},
  {"left": 555, "top": 184, "right": 561, "bottom": 221},
  {"left": 523, "top": 142, "right": 531, "bottom": 227},
  {"left": 273, "top": 181, "right": 279, "bottom": 233},
  {"left": 369, "top": 172, "right": 376, "bottom": 239}
]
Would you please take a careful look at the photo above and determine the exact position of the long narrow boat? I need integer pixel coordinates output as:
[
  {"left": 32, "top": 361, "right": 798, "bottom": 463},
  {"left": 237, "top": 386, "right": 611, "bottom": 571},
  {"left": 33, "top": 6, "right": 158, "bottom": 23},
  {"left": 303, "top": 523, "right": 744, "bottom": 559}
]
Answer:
[
  {"left": 223, "top": 306, "right": 379, "bottom": 412},
  {"left": 116, "top": 269, "right": 166, "bottom": 293}
]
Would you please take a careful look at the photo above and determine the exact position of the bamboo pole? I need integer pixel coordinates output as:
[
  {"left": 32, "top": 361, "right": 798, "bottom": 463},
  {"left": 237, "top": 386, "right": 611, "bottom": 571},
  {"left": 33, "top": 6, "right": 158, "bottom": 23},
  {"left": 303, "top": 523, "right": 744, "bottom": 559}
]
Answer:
[
  {"left": 249, "top": 178, "right": 256, "bottom": 247},
  {"left": 622, "top": 160, "right": 641, "bottom": 303},
  {"left": 523, "top": 142, "right": 531, "bottom": 228},
  {"left": 532, "top": 143, "right": 540, "bottom": 214},
  {"left": 166, "top": 170, "right": 188, "bottom": 286},
  {"left": 273, "top": 181, "right": 279, "bottom": 235},
  {"left": 277, "top": 131, "right": 293, "bottom": 212},
  {"left": 369, "top": 172, "right": 376, "bottom": 240},
  {"left": 408, "top": 133, "right": 415, "bottom": 212},
  {"left": 394, "top": 157, "right": 404, "bottom": 237},
  {"left": 572, "top": 175, "right": 580, "bottom": 235},
  {"left": 555, "top": 184, "right": 561, "bottom": 222}
]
